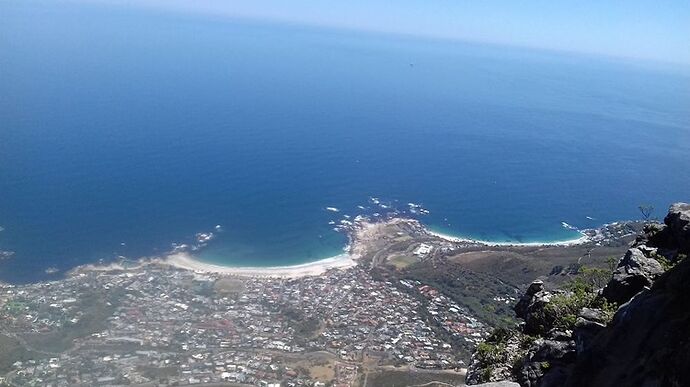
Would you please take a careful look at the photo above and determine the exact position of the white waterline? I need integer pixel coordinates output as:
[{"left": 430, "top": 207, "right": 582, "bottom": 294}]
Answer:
[
  {"left": 163, "top": 251, "right": 357, "bottom": 278},
  {"left": 427, "top": 229, "right": 589, "bottom": 247}
]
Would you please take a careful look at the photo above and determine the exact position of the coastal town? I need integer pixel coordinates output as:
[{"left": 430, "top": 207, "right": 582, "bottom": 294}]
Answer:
[
  {"left": 0, "top": 263, "right": 481, "bottom": 386},
  {"left": 0, "top": 216, "right": 641, "bottom": 386}
]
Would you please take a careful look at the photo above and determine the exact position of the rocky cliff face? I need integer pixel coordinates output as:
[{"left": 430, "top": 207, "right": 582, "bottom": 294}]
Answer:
[
  {"left": 466, "top": 203, "right": 690, "bottom": 387},
  {"left": 566, "top": 250, "right": 690, "bottom": 386}
]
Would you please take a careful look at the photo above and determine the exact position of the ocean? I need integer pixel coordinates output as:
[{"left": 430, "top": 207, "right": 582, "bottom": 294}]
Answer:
[{"left": 1, "top": 1, "right": 689, "bottom": 283}]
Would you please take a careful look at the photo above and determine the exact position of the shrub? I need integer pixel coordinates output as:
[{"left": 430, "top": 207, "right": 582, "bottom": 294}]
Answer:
[
  {"left": 475, "top": 341, "right": 505, "bottom": 365},
  {"left": 593, "top": 298, "right": 618, "bottom": 325},
  {"left": 518, "top": 334, "right": 536, "bottom": 350},
  {"left": 569, "top": 266, "right": 611, "bottom": 293},
  {"left": 471, "top": 328, "right": 530, "bottom": 383},
  {"left": 540, "top": 267, "right": 619, "bottom": 331},
  {"left": 542, "top": 291, "right": 592, "bottom": 331}
]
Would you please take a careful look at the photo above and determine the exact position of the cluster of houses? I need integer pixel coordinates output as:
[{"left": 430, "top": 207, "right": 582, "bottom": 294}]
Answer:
[{"left": 0, "top": 261, "right": 490, "bottom": 386}]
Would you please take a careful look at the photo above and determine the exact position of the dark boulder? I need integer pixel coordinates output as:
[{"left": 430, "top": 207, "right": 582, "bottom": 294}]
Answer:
[
  {"left": 643, "top": 203, "right": 690, "bottom": 260},
  {"left": 516, "top": 339, "right": 576, "bottom": 387},
  {"left": 514, "top": 280, "right": 544, "bottom": 319},
  {"left": 573, "top": 308, "right": 607, "bottom": 355},
  {"left": 601, "top": 247, "right": 663, "bottom": 305},
  {"left": 663, "top": 202, "right": 690, "bottom": 254},
  {"left": 514, "top": 280, "right": 559, "bottom": 336},
  {"left": 641, "top": 222, "right": 670, "bottom": 248}
]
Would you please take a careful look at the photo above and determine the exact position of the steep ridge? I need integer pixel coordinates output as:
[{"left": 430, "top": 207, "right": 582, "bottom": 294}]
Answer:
[{"left": 466, "top": 203, "right": 690, "bottom": 387}]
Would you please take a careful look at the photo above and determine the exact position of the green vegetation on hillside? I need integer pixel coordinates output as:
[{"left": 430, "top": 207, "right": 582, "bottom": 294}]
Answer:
[
  {"left": 535, "top": 266, "right": 617, "bottom": 332},
  {"left": 0, "top": 334, "right": 45, "bottom": 373},
  {"left": 402, "top": 261, "right": 517, "bottom": 328}
]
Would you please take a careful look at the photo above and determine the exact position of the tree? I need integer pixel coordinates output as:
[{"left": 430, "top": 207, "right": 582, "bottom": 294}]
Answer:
[{"left": 638, "top": 205, "right": 654, "bottom": 222}]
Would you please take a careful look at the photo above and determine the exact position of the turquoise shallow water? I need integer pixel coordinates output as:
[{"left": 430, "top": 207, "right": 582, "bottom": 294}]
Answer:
[{"left": 1, "top": 2, "right": 689, "bottom": 283}]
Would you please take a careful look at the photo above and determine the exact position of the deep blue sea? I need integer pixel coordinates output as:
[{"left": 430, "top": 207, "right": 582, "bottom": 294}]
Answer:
[{"left": 1, "top": 2, "right": 689, "bottom": 283}]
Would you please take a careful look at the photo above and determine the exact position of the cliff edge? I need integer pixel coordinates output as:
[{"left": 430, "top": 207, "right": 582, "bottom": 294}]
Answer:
[{"left": 466, "top": 203, "right": 690, "bottom": 387}]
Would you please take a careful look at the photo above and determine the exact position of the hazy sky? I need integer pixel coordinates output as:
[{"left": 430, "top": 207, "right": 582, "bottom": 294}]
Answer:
[{"left": 70, "top": 0, "right": 690, "bottom": 64}]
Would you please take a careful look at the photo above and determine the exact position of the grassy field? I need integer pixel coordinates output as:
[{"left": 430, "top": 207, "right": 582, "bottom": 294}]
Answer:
[
  {"left": 214, "top": 278, "right": 246, "bottom": 295},
  {"left": 388, "top": 253, "right": 420, "bottom": 269},
  {"left": 281, "top": 351, "right": 338, "bottom": 383}
]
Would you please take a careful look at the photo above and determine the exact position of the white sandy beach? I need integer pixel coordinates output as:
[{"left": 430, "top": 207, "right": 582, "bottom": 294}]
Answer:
[
  {"left": 154, "top": 216, "right": 589, "bottom": 279},
  {"left": 427, "top": 230, "right": 590, "bottom": 247},
  {"left": 163, "top": 251, "right": 357, "bottom": 278}
]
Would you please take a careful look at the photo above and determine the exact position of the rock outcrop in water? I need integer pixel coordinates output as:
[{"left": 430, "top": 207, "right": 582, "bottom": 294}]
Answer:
[{"left": 466, "top": 203, "right": 690, "bottom": 387}]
